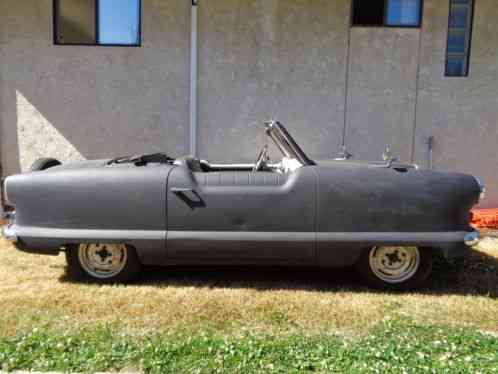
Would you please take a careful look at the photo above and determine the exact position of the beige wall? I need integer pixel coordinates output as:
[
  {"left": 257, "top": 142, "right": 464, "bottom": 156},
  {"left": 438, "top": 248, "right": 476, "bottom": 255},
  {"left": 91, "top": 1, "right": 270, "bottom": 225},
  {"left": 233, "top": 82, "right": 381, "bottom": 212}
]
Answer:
[
  {"left": 413, "top": 0, "right": 498, "bottom": 208},
  {"left": 0, "top": 0, "right": 190, "bottom": 174},
  {"left": 0, "top": 0, "right": 497, "bottom": 207},
  {"left": 197, "top": 0, "right": 350, "bottom": 162},
  {"left": 346, "top": 28, "right": 420, "bottom": 161}
]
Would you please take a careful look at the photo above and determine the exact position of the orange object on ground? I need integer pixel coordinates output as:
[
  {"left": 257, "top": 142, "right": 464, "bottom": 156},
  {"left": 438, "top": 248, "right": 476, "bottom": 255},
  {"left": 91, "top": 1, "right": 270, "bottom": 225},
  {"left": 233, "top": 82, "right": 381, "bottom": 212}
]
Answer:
[{"left": 471, "top": 209, "right": 498, "bottom": 229}]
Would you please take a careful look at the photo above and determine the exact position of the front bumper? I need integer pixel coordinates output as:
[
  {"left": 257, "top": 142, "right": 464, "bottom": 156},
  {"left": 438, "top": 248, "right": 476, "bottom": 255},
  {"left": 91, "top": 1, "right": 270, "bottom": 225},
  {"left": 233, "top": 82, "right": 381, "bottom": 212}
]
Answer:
[
  {"left": 464, "top": 230, "right": 480, "bottom": 246},
  {"left": 1, "top": 210, "right": 17, "bottom": 243}
]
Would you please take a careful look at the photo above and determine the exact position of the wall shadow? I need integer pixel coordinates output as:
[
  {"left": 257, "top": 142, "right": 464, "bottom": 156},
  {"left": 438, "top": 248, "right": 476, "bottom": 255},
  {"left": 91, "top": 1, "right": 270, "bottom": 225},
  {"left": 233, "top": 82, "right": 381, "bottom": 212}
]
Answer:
[
  {"left": 1, "top": 0, "right": 190, "bottom": 176},
  {"left": 60, "top": 248, "right": 498, "bottom": 298},
  {"left": 0, "top": 78, "right": 21, "bottom": 176}
]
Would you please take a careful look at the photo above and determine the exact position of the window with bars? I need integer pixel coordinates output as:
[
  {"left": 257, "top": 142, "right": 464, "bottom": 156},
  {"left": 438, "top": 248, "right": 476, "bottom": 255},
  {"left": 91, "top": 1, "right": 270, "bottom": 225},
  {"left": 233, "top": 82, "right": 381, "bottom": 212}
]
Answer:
[
  {"left": 54, "top": 0, "right": 141, "bottom": 46},
  {"left": 352, "top": 0, "right": 423, "bottom": 27},
  {"left": 445, "top": 0, "right": 474, "bottom": 77}
]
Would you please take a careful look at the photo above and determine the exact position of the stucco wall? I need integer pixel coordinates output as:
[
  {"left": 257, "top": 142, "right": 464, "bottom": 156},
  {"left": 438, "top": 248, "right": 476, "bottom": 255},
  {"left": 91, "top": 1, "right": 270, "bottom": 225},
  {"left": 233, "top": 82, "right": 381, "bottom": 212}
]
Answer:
[
  {"left": 0, "top": 0, "right": 496, "bottom": 207},
  {"left": 197, "top": 0, "right": 350, "bottom": 162},
  {"left": 346, "top": 27, "right": 420, "bottom": 162},
  {"left": 413, "top": 0, "right": 498, "bottom": 208},
  {"left": 0, "top": 0, "right": 190, "bottom": 175}
]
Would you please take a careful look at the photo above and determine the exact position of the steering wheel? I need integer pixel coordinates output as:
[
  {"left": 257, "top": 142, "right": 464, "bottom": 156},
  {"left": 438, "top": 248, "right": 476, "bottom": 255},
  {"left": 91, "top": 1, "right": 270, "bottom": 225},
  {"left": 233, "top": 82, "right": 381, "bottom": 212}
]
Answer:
[{"left": 253, "top": 145, "right": 269, "bottom": 172}]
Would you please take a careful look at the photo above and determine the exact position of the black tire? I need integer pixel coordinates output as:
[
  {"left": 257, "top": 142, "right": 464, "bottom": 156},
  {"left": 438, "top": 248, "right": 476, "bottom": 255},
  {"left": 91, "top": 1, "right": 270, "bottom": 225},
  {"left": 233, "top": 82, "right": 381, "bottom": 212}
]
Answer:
[
  {"left": 356, "top": 246, "right": 433, "bottom": 291},
  {"left": 30, "top": 158, "right": 61, "bottom": 171},
  {"left": 65, "top": 243, "right": 142, "bottom": 284}
]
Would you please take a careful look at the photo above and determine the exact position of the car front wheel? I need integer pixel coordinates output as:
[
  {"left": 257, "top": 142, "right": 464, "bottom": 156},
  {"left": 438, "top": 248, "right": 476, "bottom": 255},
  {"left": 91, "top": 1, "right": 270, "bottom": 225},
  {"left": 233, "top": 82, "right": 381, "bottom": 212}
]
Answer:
[
  {"left": 66, "top": 243, "right": 141, "bottom": 283},
  {"left": 356, "top": 246, "right": 433, "bottom": 291}
]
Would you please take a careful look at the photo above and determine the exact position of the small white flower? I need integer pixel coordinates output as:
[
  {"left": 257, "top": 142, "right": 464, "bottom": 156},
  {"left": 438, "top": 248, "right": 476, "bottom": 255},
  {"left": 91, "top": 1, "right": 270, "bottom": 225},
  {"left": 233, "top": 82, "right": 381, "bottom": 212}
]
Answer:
[{"left": 440, "top": 353, "right": 452, "bottom": 361}]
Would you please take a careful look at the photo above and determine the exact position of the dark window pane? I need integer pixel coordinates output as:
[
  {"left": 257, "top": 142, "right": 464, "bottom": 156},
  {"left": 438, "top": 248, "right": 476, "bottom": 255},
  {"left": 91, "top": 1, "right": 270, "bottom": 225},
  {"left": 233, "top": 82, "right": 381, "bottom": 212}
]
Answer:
[
  {"left": 56, "top": 0, "right": 96, "bottom": 44},
  {"left": 98, "top": 0, "right": 140, "bottom": 45},
  {"left": 446, "top": 56, "right": 466, "bottom": 76},
  {"left": 445, "top": 0, "right": 473, "bottom": 77},
  {"left": 449, "top": 4, "right": 470, "bottom": 28},
  {"left": 352, "top": 0, "right": 385, "bottom": 26},
  {"left": 447, "top": 29, "right": 466, "bottom": 54},
  {"left": 386, "top": 0, "right": 421, "bottom": 26}
]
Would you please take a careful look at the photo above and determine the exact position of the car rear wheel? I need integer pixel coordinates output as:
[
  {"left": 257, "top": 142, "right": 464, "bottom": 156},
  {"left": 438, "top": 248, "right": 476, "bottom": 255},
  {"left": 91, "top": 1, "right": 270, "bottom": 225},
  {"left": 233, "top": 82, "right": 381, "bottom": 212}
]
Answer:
[
  {"left": 356, "top": 246, "right": 433, "bottom": 291},
  {"left": 65, "top": 243, "right": 141, "bottom": 283},
  {"left": 30, "top": 157, "right": 61, "bottom": 171}
]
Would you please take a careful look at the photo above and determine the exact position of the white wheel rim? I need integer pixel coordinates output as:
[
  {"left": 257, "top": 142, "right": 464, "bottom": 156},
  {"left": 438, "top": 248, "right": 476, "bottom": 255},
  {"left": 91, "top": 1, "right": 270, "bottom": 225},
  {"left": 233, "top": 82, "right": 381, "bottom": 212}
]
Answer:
[
  {"left": 78, "top": 243, "right": 127, "bottom": 279},
  {"left": 369, "top": 246, "right": 420, "bottom": 284}
]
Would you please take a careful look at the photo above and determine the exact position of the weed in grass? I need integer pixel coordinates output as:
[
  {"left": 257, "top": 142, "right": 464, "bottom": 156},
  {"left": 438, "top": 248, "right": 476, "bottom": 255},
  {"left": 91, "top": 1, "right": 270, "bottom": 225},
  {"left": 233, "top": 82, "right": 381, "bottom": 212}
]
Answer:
[{"left": 1, "top": 319, "right": 497, "bottom": 373}]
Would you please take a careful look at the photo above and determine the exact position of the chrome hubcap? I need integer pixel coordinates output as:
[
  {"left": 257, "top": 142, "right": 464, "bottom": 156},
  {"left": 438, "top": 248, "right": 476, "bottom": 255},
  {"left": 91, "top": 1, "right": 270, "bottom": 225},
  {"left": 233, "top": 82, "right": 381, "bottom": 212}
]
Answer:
[
  {"left": 78, "top": 243, "right": 127, "bottom": 279},
  {"left": 369, "top": 246, "right": 420, "bottom": 284}
]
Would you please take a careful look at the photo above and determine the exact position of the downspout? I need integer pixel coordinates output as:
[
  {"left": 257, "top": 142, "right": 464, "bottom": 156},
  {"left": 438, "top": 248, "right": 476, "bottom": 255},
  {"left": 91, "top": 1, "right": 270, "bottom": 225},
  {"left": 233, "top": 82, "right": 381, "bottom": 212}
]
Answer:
[
  {"left": 342, "top": 25, "right": 352, "bottom": 150},
  {"left": 336, "top": 1, "right": 352, "bottom": 160},
  {"left": 428, "top": 136, "right": 434, "bottom": 169},
  {"left": 411, "top": 11, "right": 424, "bottom": 164},
  {"left": 189, "top": 0, "right": 199, "bottom": 157}
]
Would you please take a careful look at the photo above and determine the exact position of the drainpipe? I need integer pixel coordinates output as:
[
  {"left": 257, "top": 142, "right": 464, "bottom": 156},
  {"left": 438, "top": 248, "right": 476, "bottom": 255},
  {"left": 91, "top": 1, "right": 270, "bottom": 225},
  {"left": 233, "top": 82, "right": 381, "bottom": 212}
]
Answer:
[
  {"left": 428, "top": 136, "right": 434, "bottom": 169},
  {"left": 189, "top": 0, "right": 199, "bottom": 157},
  {"left": 341, "top": 6, "right": 352, "bottom": 154}
]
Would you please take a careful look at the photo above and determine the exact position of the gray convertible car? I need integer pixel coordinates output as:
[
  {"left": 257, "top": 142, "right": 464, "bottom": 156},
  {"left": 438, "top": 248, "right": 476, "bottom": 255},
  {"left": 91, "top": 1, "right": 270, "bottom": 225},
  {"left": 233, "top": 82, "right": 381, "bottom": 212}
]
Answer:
[{"left": 1, "top": 121, "right": 484, "bottom": 290}]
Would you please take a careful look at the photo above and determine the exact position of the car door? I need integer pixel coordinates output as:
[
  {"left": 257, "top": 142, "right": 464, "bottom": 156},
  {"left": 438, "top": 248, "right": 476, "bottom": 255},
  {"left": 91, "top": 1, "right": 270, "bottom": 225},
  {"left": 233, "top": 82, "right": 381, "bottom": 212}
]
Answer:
[{"left": 166, "top": 165, "right": 317, "bottom": 264}]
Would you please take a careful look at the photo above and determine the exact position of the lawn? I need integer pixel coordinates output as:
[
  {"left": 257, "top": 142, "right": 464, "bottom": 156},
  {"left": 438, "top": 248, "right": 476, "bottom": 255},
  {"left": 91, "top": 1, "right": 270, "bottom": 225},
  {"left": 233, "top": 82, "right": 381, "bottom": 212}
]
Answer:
[{"left": 0, "top": 237, "right": 497, "bottom": 372}]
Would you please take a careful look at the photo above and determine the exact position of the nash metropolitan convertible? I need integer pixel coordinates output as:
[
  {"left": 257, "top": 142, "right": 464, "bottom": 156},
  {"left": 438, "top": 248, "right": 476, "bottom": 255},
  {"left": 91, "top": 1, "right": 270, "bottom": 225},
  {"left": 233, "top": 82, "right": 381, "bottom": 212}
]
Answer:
[{"left": 1, "top": 121, "right": 484, "bottom": 290}]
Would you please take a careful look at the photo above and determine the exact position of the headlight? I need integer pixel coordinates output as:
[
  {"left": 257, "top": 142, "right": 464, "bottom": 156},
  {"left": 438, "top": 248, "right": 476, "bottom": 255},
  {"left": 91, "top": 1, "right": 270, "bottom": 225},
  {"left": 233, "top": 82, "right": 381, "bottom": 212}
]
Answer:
[
  {"left": 2, "top": 177, "right": 11, "bottom": 206},
  {"left": 1, "top": 178, "right": 7, "bottom": 208},
  {"left": 474, "top": 177, "right": 486, "bottom": 201},
  {"left": 1, "top": 177, "right": 16, "bottom": 209}
]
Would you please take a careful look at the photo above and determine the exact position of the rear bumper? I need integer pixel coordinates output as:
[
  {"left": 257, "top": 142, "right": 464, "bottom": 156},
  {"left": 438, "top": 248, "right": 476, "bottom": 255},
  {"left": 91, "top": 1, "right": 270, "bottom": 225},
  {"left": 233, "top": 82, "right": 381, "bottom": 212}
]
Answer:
[{"left": 2, "top": 223, "right": 17, "bottom": 243}]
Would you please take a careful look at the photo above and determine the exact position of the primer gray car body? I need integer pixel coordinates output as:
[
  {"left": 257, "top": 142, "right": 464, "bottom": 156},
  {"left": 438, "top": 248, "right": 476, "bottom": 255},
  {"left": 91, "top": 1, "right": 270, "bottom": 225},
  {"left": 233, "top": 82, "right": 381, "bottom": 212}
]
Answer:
[{"left": 2, "top": 122, "right": 483, "bottom": 267}]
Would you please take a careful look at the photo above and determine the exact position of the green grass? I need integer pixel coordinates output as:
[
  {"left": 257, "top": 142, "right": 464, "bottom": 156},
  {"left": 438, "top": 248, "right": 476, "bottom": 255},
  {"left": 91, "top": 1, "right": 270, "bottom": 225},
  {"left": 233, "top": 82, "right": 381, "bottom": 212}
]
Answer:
[
  {"left": 1, "top": 319, "right": 497, "bottom": 373},
  {"left": 1, "top": 238, "right": 498, "bottom": 372}
]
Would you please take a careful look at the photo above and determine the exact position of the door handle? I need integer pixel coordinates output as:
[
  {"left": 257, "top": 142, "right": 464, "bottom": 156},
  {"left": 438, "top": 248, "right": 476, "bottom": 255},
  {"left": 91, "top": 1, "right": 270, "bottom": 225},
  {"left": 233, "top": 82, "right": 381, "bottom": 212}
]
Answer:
[
  {"left": 171, "top": 187, "right": 194, "bottom": 193},
  {"left": 170, "top": 187, "right": 205, "bottom": 208}
]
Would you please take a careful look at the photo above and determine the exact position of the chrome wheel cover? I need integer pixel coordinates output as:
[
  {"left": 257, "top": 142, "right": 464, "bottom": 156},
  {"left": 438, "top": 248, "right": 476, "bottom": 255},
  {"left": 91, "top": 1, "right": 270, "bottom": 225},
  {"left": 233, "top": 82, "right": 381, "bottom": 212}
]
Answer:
[
  {"left": 369, "top": 246, "right": 420, "bottom": 284},
  {"left": 78, "top": 243, "right": 127, "bottom": 279}
]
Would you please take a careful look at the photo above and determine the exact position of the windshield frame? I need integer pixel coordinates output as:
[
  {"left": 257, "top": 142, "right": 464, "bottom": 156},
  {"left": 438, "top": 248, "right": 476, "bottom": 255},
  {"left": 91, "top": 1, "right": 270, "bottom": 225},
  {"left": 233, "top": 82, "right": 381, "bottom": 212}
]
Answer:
[{"left": 265, "top": 121, "right": 316, "bottom": 166}]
